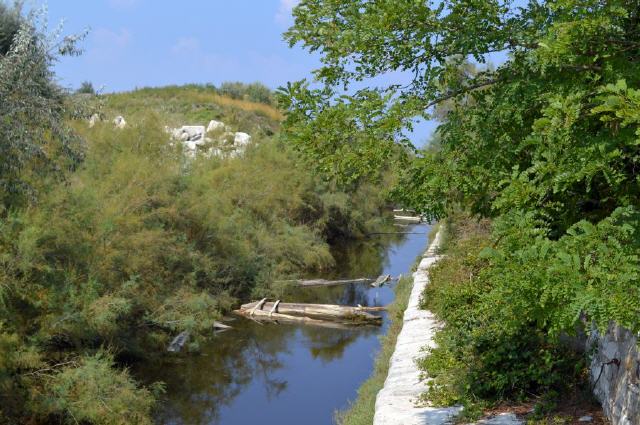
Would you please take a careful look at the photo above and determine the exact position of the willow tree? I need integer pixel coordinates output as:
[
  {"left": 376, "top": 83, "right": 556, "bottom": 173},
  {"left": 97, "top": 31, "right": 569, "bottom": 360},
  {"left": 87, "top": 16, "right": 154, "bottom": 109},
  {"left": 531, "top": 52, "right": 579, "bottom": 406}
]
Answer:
[{"left": 0, "top": 3, "right": 84, "bottom": 210}]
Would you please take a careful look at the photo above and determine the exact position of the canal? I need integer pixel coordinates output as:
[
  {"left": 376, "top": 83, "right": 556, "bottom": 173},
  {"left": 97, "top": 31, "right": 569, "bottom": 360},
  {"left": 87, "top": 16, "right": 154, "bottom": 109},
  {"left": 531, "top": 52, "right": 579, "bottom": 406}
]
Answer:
[{"left": 138, "top": 223, "right": 432, "bottom": 425}]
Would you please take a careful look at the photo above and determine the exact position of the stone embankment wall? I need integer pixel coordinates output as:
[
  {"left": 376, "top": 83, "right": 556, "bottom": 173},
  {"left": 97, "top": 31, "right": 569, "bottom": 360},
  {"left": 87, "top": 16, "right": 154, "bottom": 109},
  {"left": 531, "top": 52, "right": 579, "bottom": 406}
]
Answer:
[
  {"left": 374, "top": 228, "right": 639, "bottom": 425},
  {"left": 373, "top": 231, "right": 462, "bottom": 425},
  {"left": 588, "top": 324, "right": 640, "bottom": 425}
]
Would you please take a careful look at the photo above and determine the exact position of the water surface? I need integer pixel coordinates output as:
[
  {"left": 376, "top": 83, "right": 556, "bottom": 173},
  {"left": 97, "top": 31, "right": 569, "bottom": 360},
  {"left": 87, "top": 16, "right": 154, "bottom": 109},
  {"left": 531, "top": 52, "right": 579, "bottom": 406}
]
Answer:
[{"left": 140, "top": 223, "right": 431, "bottom": 425}]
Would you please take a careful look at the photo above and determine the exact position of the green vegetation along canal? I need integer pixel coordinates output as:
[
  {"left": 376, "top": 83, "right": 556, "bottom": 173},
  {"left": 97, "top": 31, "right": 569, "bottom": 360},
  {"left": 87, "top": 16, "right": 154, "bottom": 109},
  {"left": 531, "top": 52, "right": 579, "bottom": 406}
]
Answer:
[{"left": 135, "top": 223, "right": 431, "bottom": 425}]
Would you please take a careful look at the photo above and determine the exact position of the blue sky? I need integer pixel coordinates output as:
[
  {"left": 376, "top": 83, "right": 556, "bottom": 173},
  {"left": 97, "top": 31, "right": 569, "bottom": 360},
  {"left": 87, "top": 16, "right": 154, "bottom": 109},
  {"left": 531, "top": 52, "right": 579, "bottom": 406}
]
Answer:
[
  {"left": 50, "top": 0, "right": 318, "bottom": 92},
  {"left": 45, "top": 0, "right": 518, "bottom": 145}
]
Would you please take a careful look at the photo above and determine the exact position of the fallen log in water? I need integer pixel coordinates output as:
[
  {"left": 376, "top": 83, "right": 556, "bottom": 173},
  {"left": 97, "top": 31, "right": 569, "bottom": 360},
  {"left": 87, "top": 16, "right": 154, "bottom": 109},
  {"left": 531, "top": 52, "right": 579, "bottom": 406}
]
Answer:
[
  {"left": 233, "top": 310, "right": 369, "bottom": 329},
  {"left": 167, "top": 331, "right": 190, "bottom": 352},
  {"left": 279, "top": 274, "right": 394, "bottom": 288},
  {"left": 394, "top": 215, "right": 423, "bottom": 223},
  {"left": 368, "top": 232, "right": 426, "bottom": 235},
  {"left": 213, "top": 321, "right": 232, "bottom": 330},
  {"left": 279, "top": 277, "right": 374, "bottom": 287},
  {"left": 235, "top": 301, "right": 383, "bottom": 325},
  {"left": 371, "top": 274, "right": 391, "bottom": 287}
]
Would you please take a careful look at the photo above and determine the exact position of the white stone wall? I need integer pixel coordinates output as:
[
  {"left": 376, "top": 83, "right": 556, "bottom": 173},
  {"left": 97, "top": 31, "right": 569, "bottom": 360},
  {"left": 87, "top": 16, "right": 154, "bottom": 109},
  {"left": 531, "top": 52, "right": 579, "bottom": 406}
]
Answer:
[
  {"left": 588, "top": 323, "right": 640, "bottom": 425},
  {"left": 373, "top": 231, "right": 462, "bottom": 425}
]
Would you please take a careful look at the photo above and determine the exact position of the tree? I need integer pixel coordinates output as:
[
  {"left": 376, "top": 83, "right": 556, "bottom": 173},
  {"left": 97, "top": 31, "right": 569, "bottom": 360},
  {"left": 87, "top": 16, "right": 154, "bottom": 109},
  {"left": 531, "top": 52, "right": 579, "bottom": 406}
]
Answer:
[
  {"left": 77, "top": 80, "right": 96, "bottom": 94},
  {"left": 0, "top": 1, "right": 21, "bottom": 54},
  {"left": 280, "top": 0, "right": 640, "bottom": 392},
  {"left": 218, "top": 81, "right": 274, "bottom": 105},
  {"left": 0, "top": 4, "right": 85, "bottom": 210},
  {"left": 281, "top": 0, "right": 640, "bottom": 229}
]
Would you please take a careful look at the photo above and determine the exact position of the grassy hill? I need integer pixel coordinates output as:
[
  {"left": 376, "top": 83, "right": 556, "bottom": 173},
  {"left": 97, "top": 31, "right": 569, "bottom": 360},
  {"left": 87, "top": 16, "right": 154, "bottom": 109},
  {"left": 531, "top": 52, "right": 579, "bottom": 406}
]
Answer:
[{"left": 101, "top": 84, "right": 282, "bottom": 136}]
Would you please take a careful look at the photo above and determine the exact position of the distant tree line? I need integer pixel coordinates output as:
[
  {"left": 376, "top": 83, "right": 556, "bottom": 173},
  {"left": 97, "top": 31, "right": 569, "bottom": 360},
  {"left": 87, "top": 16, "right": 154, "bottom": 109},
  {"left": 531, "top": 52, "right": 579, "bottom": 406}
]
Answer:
[{"left": 76, "top": 80, "right": 276, "bottom": 106}]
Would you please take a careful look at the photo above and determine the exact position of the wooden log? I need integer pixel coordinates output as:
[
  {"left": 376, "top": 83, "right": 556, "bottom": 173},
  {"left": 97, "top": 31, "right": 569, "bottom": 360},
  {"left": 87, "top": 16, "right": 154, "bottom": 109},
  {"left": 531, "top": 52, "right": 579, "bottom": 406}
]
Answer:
[
  {"left": 232, "top": 309, "right": 372, "bottom": 329},
  {"left": 357, "top": 304, "right": 387, "bottom": 312},
  {"left": 269, "top": 300, "right": 281, "bottom": 317},
  {"left": 286, "top": 277, "right": 374, "bottom": 287},
  {"left": 167, "top": 331, "right": 190, "bottom": 352},
  {"left": 371, "top": 274, "right": 391, "bottom": 287},
  {"left": 394, "top": 215, "right": 422, "bottom": 223},
  {"left": 368, "top": 232, "right": 426, "bottom": 235},
  {"left": 238, "top": 301, "right": 382, "bottom": 324},
  {"left": 250, "top": 298, "right": 267, "bottom": 316},
  {"left": 213, "top": 321, "right": 232, "bottom": 330}
]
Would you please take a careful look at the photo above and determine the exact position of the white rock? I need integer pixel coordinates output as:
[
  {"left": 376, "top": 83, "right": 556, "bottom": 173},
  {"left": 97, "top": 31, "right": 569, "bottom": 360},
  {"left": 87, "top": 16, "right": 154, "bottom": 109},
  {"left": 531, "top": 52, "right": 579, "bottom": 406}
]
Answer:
[
  {"left": 178, "top": 125, "right": 206, "bottom": 142},
  {"left": 578, "top": 416, "right": 593, "bottom": 423},
  {"left": 88, "top": 113, "right": 100, "bottom": 128},
  {"left": 473, "top": 413, "right": 522, "bottom": 425},
  {"left": 234, "top": 132, "right": 251, "bottom": 146},
  {"left": 184, "top": 140, "right": 200, "bottom": 151},
  {"left": 206, "top": 120, "right": 225, "bottom": 132},
  {"left": 113, "top": 115, "right": 126, "bottom": 129}
]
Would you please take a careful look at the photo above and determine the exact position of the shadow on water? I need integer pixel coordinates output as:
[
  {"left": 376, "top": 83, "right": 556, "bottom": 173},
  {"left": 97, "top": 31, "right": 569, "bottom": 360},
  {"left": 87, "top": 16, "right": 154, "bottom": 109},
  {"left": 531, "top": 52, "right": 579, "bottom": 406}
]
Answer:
[{"left": 136, "top": 223, "right": 431, "bottom": 425}]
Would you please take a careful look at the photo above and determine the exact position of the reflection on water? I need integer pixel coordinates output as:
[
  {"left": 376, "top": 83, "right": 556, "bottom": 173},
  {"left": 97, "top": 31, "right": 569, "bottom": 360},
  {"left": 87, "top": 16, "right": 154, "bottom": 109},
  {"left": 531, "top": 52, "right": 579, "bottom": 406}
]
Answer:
[{"left": 137, "top": 223, "right": 431, "bottom": 425}]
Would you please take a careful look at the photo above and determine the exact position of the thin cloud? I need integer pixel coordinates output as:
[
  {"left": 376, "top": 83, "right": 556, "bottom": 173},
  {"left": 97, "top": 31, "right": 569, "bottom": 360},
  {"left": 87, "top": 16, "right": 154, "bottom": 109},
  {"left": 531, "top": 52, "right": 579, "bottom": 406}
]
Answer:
[
  {"left": 171, "top": 37, "right": 200, "bottom": 55},
  {"left": 170, "top": 36, "right": 240, "bottom": 74},
  {"left": 275, "top": 0, "right": 299, "bottom": 26},
  {"left": 85, "top": 27, "right": 132, "bottom": 67},
  {"left": 94, "top": 27, "right": 132, "bottom": 47},
  {"left": 108, "top": 0, "right": 140, "bottom": 10}
]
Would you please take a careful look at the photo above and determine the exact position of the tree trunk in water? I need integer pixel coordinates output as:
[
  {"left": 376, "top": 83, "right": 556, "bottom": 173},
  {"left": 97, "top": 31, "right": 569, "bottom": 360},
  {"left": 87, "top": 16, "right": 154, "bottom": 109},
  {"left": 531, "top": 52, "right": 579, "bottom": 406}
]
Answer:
[{"left": 236, "top": 301, "right": 383, "bottom": 325}]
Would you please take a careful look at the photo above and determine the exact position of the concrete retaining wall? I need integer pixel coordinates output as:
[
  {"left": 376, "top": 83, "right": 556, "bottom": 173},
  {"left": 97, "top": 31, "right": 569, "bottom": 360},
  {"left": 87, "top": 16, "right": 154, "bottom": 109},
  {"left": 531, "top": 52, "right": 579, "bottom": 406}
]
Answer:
[
  {"left": 374, "top": 228, "right": 639, "bottom": 425},
  {"left": 373, "top": 230, "right": 462, "bottom": 425},
  {"left": 588, "top": 324, "right": 640, "bottom": 425}
]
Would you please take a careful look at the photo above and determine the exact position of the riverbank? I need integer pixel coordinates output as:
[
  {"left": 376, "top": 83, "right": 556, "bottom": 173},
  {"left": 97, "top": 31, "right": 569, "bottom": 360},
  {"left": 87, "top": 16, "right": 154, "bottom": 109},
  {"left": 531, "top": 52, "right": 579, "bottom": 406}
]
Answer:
[
  {"left": 417, "top": 216, "right": 611, "bottom": 425},
  {"left": 337, "top": 226, "right": 451, "bottom": 425},
  {"left": 335, "top": 275, "right": 414, "bottom": 425},
  {"left": 372, "top": 229, "right": 461, "bottom": 425}
]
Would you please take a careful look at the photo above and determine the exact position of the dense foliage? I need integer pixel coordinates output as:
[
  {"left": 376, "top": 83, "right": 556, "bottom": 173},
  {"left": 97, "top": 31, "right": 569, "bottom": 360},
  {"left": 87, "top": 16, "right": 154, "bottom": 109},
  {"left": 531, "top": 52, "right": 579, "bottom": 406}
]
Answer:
[
  {"left": 0, "top": 3, "right": 84, "bottom": 210},
  {"left": 420, "top": 217, "right": 588, "bottom": 418},
  {"left": 0, "top": 5, "right": 391, "bottom": 423},
  {"left": 218, "top": 81, "right": 275, "bottom": 106},
  {"left": 282, "top": 0, "right": 640, "bottom": 413}
]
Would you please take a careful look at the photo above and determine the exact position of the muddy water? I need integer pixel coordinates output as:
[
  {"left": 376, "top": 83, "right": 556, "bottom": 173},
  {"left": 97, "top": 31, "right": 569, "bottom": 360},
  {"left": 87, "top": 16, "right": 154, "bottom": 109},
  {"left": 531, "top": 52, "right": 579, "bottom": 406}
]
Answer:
[{"left": 140, "top": 223, "right": 431, "bottom": 425}]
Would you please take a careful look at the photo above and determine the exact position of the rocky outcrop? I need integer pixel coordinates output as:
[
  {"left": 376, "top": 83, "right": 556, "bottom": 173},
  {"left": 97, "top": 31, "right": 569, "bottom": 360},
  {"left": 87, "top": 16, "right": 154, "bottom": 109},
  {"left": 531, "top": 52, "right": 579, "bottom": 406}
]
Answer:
[
  {"left": 233, "top": 132, "right": 251, "bottom": 147},
  {"left": 167, "top": 120, "right": 252, "bottom": 158},
  {"left": 588, "top": 323, "right": 640, "bottom": 425},
  {"left": 173, "top": 125, "right": 206, "bottom": 142},
  {"left": 206, "top": 119, "right": 227, "bottom": 132}
]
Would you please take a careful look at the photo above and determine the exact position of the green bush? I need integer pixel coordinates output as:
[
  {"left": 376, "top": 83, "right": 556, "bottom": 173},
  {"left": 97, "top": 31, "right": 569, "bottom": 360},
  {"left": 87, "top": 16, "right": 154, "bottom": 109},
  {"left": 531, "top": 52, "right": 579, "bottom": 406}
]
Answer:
[
  {"left": 0, "top": 3, "right": 84, "bottom": 210},
  {"left": 41, "top": 351, "right": 158, "bottom": 425},
  {"left": 218, "top": 81, "right": 274, "bottom": 105},
  {"left": 418, "top": 201, "right": 639, "bottom": 419},
  {"left": 77, "top": 81, "right": 96, "bottom": 95}
]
